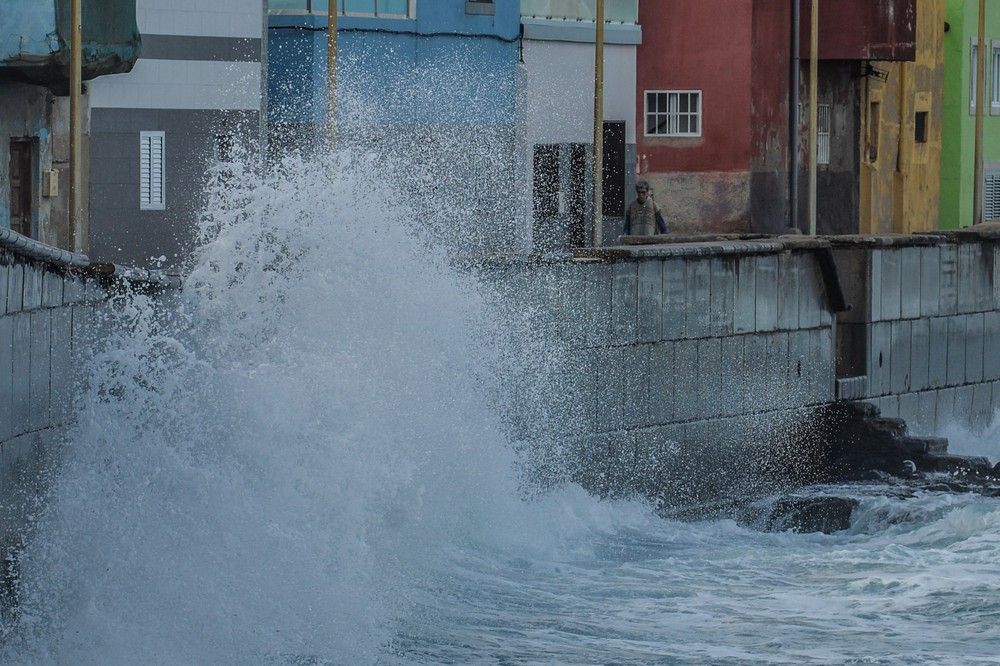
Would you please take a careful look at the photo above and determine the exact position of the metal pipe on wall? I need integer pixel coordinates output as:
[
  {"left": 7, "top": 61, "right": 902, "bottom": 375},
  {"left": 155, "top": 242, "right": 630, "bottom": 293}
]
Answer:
[
  {"left": 69, "top": 0, "right": 83, "bottom": 251},
  {"left": 592, "top": 0, "right": 605, "bottom": 248},
  {"left": 974, "top": 0, "right": 986, "bottom": 225},
  {"left": 808, "top": 0, "right": 819, "bottom": 236},
  {"left": 790, "top": 0, "right": 801, "bottom": 232}
]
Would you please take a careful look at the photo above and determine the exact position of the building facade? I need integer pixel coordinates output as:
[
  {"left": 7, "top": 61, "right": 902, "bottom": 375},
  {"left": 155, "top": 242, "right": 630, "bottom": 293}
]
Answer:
[
  {"left": 0, "top": 0, "right": 139, "bottom": 252},
  {"left": 636, "top": 0, "right": 921, "bottom": 235},
  {"left": 940, "top": 0, "right": 1000, "bottom": 228},
  {"left": 522, "top": 0, "right": 640, "bottom": 248},
  {"left": 87, "top": 0, "right": 266, "bottom": 267}
]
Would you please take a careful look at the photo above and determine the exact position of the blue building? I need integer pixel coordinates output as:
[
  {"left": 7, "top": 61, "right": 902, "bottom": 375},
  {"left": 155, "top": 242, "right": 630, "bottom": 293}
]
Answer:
[
  {"left": 268, "top": 1, "right": 521, "bottom": 139},
  {"left": 267, "top": 0, "right": 528, "bottom": 251}
]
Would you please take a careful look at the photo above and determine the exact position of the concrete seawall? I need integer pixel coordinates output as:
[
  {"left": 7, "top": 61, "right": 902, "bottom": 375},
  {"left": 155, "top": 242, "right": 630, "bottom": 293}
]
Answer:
[{"left": 514, "top": 228, "right": 1000, "bottom": 503}]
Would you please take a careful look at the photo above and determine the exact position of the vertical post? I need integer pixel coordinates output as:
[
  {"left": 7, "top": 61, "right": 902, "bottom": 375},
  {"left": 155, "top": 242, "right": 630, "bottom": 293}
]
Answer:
[
  {"left": 790, "top": 0, "right": 801, "bottom": 231},
  {"left": 592, "top": 0, "right": 605, "bottom": 247},
  {"left": 974, "top": 0, "right": 986, "bottom": 225},
  {"left": 326, "top": 0, "right": 338, "bottom": 145},
  {"left": 808, "top": 0, "right": 819, "bottom": 236},
  {"left": 69, "top": 0, "right": 83, "bottom": 251}
]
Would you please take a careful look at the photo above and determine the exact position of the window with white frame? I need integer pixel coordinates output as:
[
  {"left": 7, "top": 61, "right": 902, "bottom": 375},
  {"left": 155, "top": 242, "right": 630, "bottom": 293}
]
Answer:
[
  {"left": 992, "top": 42, "right": 1000, "bottom": 111},
  {"left": 817, "top": 104, "right": 831, "bottom": 165},
  {"left": 268, "top": 0, "right": 413, "bottom": 17},
  {"left": 645, "top": 91, "right": 702, "bottom": 137},
  {"left": 140, "top": 131, "right": 165, "bottom": 211}
]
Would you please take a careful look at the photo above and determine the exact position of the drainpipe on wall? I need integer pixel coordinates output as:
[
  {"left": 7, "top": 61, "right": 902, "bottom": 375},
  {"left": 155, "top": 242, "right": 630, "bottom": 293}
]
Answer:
[
  {"left": 69, "top": 0, "right": 83, "bottom": 252},
  {"left": 790, "top": 0, "right": 801, "bottom": 232},
  {"left": 808, "top": 0, "right": 819, "bottom": 236},
  {"left": 592, "top": 0, "right": 605, "bottom": 248},
  {"left": 974, "top": 0, "right": 986, "bottom": 225}
]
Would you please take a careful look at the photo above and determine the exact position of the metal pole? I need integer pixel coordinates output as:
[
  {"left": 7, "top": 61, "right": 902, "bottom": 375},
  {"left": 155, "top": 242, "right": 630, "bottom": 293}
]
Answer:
[
  {"left": 69, "top": 0, "right": 83, "bottom": 251},
  {"left": 592, "top": 0, "right": 605, "bottom": 247},
  {"left": 790, "top": 0, "right": 801, "bottom": 232},
  {"left": 808, "top": 0, "right": 819, "bottom": 236},
  {"left": 326, "top": 0, "right": 338, "bottom": 144},
  {"left": 974, "top": 0, "right": 986, "bottom": 225}
]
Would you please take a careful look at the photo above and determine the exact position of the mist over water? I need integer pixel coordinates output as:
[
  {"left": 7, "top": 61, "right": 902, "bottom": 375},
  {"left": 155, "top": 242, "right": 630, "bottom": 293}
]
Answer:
[{"left": 3, "top": 129, "right": 1000, "bottom": 664}]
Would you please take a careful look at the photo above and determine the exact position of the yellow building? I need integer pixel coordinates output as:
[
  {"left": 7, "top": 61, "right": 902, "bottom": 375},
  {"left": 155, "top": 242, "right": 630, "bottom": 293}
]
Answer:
[{"left": 859, "top": 0, "right": 945, "bottom": 234}]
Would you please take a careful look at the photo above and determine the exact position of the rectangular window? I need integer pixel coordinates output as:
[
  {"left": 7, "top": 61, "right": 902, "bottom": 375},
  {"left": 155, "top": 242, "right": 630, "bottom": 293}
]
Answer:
[
  {"left": 993, "top": 43, "right": 1000, "bottom": 112},
  {"left": 269, "top": 0, "right": 414, "bottom": 17},
  {"left": 985, "top": 172, "right": 1000, "bottom": 221},
  {"left": 8, "top": 139, "right": 33, "bottom": 237},
  {"left": 645, "top": 91, "right": 702, "bottom": 138},
  {"left": 140, "top": 131, "right": 165, "bottom": 211},
  {"left": 915, "top": 111, "right": 929, "bottom": 144},
  {"left": 867, "top": 102, "right": 880, "bottom": 163},
  {"left": 817, "top": 104, "right": 831, "bottom": 165},
  {"left": 466, "top": 0, "right": 494, "bottom": 15}
]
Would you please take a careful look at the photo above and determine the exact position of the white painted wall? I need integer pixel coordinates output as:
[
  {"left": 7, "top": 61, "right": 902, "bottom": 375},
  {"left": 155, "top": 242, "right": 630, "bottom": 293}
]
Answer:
[
  {"left": 89, "top": 60, "right": 262, "bottom": 110},
  {"left": 523, "top": 40, "right": 637, "bottom": 146},
  {"left": 138, "top": 0, "right": 264, "bottom": 39}
]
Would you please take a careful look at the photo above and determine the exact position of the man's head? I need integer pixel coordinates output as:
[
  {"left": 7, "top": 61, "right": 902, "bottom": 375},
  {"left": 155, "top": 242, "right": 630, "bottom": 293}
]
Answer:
[{"left": 635, "top": 181, "right": 650, "bottom": 203}]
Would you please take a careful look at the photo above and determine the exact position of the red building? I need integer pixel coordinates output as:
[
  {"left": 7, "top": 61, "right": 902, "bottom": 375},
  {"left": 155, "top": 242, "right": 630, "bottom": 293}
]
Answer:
[{"left": 636, "top": 0, "right": 917, "bottom": 234}]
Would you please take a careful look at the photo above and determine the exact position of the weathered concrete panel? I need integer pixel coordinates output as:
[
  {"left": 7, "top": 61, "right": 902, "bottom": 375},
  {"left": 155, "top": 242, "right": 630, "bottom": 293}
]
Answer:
[
  {"left": 919, "top": 245, "right": 940, "bottom": 318},
  {"left": 909, "top": 317, "right": 930, "bottom": 392},
  {"left": 954, "top": 385, "right": 975, "bottom": 426},
  {"left": 965, "top": 313, "right": 985, "bottom": 384},
  {"left": 661, "top": 259, "right": 685, "bottom": 341},
  {"left": 743, "top": 334, "right": 768, "bottom": 413},
  {"left": 0, "top": 317, "right": 11, "bottom": 442},
  {"left": 595, "top": 346, "right": 625, "bottom": 432},
  {"left": 870, "top": 249, "right": 883, "bottom": 322},
  {"left": 918, "top": 390, "right": 938, "bottom": 435},
  {"left": 648, "top": 342, "right": 675, "bottom": 425},
  {"left": 798, "top": 261, "right": 824, "bottom": 329},
  {"left": 637, "top": 260, "right": 663, "bottom": 343},
  {"left": 684, "top": 260, "right": 712, "bottom": 339},
  {"left": 900, "top": 247, "right": 921, "bottom": 319},
  {"left": 927, "top": 316, "right": 949, "bottom": 389},
  {"left": 939, "top": 244, "right": 959, "bottom": 315},
  {"left": 787, "top": 329, "right": 810, "bottom": 403},
  {"left": 958, "top": 243, "right": 977, "bottom": 314},
  {"left": 585, "top": 264, "right": 612, "bottom": 347},
  {"left": 6, "top": 264, "right": 24, "bottom": 314},
  {"left": 993, "top": 381, "right": 1000, "bottom": 422},
  {"left": 868, "top": 321, "right": 892, "bottom": 396},
  {"left": 946, "top": 316, "right": 967, "bottom": 387},
  {"left": 28, "top": 311, "right": 52, "bottom": 432},
  {"left": 611, "top": 262, "right": 638, "bottom": 343},
  {"left": 812, "top": 328, "right": 835, "bottom": 404},
  {"left": 673, "top": 340, "right": 699, "bottom": 421},
  {"left": 755, "top": 255, "right": 779, "bottom": 332},
  {"left": 11, "top": 314, "right": 30, "bottom": 438},
  {"left": 880, "top": 248, "right": 902, "bottom": 321},
  {"left": 22, "top": 263, "right": 43, "bottom": 312},
  {"left": 0, "top": 261, "right": 7, "bottom": 317},
  {"left": 972, "top": 382, "right": 993, "bottom": 430},
  {"left": 555, "top": 264, "right": 588, "bottom": 345},
  {"left": 709, "top": 258, "right": 735, "bottom": 338},
  {"left": 697, "top": 338, "right": 723, "bottom": 420},
  {"left": 777, "top": 251, "right": 801, "bottom": 330},
  {"left": 936, "top": 387, "right": 956, "bottom": 430},
  {"left": 898, "top": 392, "right": 921, "bottom": 434},
  {"left": 623, "top": 345, "right": 651, "bottom": 430},
  {"left": 719, "top": 335, "right": 744, "bottom": 417},
  {"left": 985, "top": 311, "right": 1000, "bottom": 381},
  {"left": 42, "top": 271, "right": 64, "bottom": 309},
  {"left": 765, "top": 332, "right": 789, "bottom": 405},
  {"left": 890, "top": 320, "right": 911, "bottom": 394},
  {"left": 734, "top": 256, "right": 757, "bottom": 334}
]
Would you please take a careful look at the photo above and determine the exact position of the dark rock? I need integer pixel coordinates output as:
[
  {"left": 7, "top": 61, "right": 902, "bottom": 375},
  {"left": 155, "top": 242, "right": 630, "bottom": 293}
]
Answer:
[
  {"left": 922, "top": 454, "right": 993, "bottom": 477},
  {"left": 766, "top": 496, "right": 860, "bottom": 534},
  {"left": 993, "top": 462, "right": 1000, "bottom": 479},
  {"left": 902, "top": 437, "right": 949, "bottom": 456}
]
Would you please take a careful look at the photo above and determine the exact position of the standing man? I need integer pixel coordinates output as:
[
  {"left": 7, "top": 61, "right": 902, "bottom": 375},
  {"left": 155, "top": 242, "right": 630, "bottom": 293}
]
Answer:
[{"left": 623, "top": 181, "right": 668, "bottom": 237}]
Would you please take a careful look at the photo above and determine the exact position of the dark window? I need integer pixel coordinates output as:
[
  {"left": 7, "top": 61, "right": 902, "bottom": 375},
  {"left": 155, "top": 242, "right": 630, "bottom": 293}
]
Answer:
[
  {"left": 533, "top": 144, "right": 560, "bottom": 219},
  {"left": 914, "top": 111, "right": 929, "bottom": 144},
  {"left": 568, "top": 144, "right": 587, "bottom": 247},
  {"left": 602, "top": 121, "right": 626, "bottom": 217},
  {"left": 867, "top": 101, "right": 881, "bottom": 162},
  {"left": 9, "top": 139, "right": 33, "bottom": 238},
  {"left": 466, "top": 0, "right": 494, "bottom": 15}
]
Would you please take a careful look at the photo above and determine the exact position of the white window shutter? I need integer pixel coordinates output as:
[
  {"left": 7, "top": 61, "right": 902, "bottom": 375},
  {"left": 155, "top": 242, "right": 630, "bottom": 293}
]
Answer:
[{"left": 140, "top": 131, "right": 166, "bottom": 210}]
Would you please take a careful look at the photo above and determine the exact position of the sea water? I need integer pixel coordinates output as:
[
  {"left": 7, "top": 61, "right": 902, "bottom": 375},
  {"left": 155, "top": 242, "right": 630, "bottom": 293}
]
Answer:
[{"left": 3, "top": 147, "right": 1000, "bottom": 665}]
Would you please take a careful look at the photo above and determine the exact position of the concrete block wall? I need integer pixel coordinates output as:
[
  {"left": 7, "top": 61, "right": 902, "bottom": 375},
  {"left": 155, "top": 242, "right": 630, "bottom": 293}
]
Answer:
[
  {"left": 833, "top": 237, "right": 1000, "bottom": 435},
  {"left": 0, "top": 248, "right": 107, "bottom": 558},
  {"left": 533, "top": 240, "right": 836, "bottom": 500}
]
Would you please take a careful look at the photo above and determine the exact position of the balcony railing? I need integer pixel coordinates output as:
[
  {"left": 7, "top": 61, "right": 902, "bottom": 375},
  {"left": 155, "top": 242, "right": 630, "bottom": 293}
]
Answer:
[
  {"left": 268, "top": 0, "right": 412, "bottom": 17},
  {"left": 520, "top": 0, "right": 638, "bottom": 24}
]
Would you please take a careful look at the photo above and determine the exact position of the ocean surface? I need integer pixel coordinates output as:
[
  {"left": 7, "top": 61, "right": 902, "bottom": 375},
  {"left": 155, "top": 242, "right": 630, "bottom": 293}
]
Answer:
[{"left": 3, "top": 148, "right": 999, "bottom": 665}]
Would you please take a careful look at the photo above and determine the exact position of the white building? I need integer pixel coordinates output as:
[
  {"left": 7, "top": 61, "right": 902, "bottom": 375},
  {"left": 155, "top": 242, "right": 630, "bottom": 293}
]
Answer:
[
  {"left": 521, "top": 0, "right": 640, "bottom": 248},
  {"left": 87, "top": 0, "right": 267, "bottom": 267}
]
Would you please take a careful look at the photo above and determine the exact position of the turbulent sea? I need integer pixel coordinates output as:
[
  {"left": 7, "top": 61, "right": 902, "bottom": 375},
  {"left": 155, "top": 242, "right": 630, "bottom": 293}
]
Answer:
[{"left": 3, "top": 146, "right": 1000, "bottom": 665}]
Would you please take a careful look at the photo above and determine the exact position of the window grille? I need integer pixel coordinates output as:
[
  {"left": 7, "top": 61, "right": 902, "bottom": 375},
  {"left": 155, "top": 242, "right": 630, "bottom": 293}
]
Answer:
[
  {"left": 140, "top": 131, "right": 165, "bottom": 211},
  {"left": 645, "top": 91, "right": 702, "bottom": 137},
  {"left": 817, "top": 104, "right": 831, "bottom": 165},
  {"left": 985, "top": 172, "right": 1000, "bottom": 222}
]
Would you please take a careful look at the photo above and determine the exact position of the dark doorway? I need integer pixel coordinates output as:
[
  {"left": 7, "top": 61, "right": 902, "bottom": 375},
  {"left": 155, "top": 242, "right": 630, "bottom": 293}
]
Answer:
[
  {"left": 9, "top": 140, "right": 33, "bottom": 238},
  {"left": 568, "top": 144, "right": 588, "bottom": 247},
  {"left": 602, "top": 121, "right": 626, "bottom": 217}
]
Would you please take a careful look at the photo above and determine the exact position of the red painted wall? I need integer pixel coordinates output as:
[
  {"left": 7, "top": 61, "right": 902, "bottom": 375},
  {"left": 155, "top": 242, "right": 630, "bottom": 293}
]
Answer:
[
  {"left": 801, "top": 0, "right": 917, "bottom": 61},
  {"left": 636, "top": 0, "right": 754, "bottom": 175}
]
